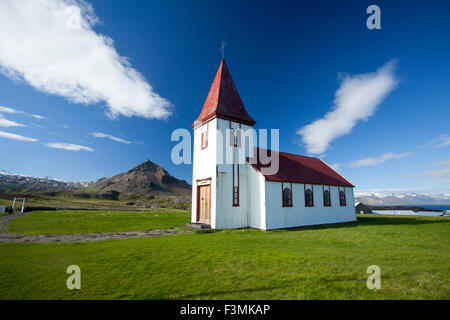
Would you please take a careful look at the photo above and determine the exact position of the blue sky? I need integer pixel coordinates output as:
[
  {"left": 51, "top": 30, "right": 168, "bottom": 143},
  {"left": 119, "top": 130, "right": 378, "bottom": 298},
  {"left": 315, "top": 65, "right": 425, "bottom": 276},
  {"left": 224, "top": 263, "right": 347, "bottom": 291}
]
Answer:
[{"left": 0, "top": 0, "right": 449, "bottom": 194}]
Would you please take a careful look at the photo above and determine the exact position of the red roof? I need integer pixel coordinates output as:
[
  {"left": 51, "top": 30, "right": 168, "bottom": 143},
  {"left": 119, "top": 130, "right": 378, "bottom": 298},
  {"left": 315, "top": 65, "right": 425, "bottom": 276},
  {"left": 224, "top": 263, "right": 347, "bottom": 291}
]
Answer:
[
  {"left": 192, "top": 59, "right": 256, "bottom": 128},
  {"left": 248, "top": 148, "right": 354, "bottom": 187}
]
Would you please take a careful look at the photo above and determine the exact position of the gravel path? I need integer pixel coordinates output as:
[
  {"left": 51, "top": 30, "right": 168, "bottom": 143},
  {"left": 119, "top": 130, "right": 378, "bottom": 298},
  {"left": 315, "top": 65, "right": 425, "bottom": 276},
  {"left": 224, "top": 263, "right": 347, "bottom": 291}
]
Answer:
[{"left": 0, "top": 212, "right": 190, "bottom": 243}]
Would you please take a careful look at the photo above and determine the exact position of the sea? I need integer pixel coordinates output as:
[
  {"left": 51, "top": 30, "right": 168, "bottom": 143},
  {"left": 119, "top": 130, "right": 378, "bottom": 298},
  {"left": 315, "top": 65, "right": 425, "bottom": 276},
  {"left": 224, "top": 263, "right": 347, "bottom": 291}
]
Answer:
[{"left": 416, "top": 204, "right": 450, "bottom": 211}]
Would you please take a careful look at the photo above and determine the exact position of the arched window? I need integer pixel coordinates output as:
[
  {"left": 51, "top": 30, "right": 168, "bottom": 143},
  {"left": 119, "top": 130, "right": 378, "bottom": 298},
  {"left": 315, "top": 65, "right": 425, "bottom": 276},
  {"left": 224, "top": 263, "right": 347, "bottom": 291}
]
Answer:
[
  {"left": 282, "top": 184, "right": 292, "bottom": 207},
  {"left": 323, "top": 189, "right": 331, "bottom": 206},
  {"left": 339, "top": 190, "right": 347, "bottom": 206},
  {"left": 305, "top": 187, "right": 314, "bottom": 207},
  {"left": 228, "top": 124, "right": 242, "bottom": 148},
  {"left": 201, "top": 123, "right": 208, "bottom": 149}
]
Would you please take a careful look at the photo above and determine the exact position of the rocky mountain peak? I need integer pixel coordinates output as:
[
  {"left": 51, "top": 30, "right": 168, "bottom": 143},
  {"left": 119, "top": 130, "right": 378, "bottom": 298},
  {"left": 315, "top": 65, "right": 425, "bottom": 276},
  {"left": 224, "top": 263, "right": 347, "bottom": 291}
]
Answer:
[{"left": 86, "top": 159, "right": 191, "bottom": 197}]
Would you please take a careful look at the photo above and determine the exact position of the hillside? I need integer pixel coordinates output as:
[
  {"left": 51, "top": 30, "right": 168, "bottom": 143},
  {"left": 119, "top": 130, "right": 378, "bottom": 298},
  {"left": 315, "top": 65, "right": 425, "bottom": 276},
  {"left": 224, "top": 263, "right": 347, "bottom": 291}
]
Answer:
[
  {"left": 84, "top": 159, "right": 190, "bottom": 197},
  {"left": 0, "top": 160, "right": 192, "bottom": 210},
  {"left": 355, "top": 191, "right": 450, "bottom": 205},
  {"left": 0, "top": 170, "right": 88, "bottom": 193}
]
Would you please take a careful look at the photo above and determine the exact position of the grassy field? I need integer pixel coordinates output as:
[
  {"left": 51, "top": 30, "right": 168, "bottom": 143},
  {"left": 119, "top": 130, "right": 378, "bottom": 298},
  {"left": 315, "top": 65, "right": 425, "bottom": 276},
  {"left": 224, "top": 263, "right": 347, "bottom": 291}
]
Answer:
[
  {"left": 0, "top": 196, "right": 141, "bottom": 210},
  {"left": 0, "top": 214, "right": 448, "bottom": 299},
  {"left": 0, "top": 193, "right": 190, "bottom": 211},
  {"left": 6, "top": 210, "right": 190, "bottom": 234}
]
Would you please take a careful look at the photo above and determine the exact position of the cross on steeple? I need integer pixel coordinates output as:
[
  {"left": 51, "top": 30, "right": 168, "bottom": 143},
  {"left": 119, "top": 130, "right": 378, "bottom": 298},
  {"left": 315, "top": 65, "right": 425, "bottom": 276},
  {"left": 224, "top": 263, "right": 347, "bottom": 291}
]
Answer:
[{"left": 219, "top": 41, "right": 227, "bottom": 59}]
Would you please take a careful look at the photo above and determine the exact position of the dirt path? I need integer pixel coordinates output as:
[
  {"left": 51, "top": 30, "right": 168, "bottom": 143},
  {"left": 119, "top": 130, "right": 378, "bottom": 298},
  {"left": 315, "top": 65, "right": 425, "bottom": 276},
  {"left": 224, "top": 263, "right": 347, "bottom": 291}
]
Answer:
[{"left": 0, "top": 212, "right": 190, "bottom": 243}]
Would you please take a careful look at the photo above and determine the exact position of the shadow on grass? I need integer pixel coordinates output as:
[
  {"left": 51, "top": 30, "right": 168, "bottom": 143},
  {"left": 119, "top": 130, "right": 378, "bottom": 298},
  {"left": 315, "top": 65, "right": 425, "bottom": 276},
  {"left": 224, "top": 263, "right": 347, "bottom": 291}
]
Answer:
[
  {"left": 277, "top": 221, "right": 359, "bottom": 232},
  {"left": 275, "top": 215, "right": 449, "bottom": 232},
  {"left": 186, "top": 215, "right": 450, "bottom": 235},
  {"left": 176, "top": 285, "right": 284, "bottom": 299},
  {"left": 174, "top": 274, "right": 380, "bottom": 299},
  {"left": 357, "top": 215, "right": 450, "bottom": 226}
]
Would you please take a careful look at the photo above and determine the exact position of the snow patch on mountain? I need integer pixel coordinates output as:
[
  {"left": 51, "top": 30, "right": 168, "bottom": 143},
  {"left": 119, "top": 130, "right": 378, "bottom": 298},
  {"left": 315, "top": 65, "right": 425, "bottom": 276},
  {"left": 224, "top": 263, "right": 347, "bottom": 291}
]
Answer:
[{"left": 355, "top": 191, "right": 450, "bottom": 205}]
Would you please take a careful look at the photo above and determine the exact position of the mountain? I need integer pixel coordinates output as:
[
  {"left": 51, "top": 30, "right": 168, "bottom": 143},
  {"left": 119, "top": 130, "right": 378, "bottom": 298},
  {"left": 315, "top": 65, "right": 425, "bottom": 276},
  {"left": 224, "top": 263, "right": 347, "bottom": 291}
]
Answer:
[
  {"left": 0, "top": 160, "right": 192, "bottom": 209},
  {"left": 355, "top": 191, "right": 450, "bottom": 205},
  {"left": 84, "top": 159, "right": 191, "bottom": 197},
  {"left": 0, "top": 170, "right": 88, "bottom": 193},
  {"left": 0, "top": 160, "right": 191, "bottom": 197}
]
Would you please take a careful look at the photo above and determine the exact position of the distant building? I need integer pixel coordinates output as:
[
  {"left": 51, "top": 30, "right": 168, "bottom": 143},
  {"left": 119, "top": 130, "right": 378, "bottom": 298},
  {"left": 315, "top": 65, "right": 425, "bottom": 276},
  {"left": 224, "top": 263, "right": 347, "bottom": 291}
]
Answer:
[{"left": 355, "top": 203, "right": 372, "bottom": 214}]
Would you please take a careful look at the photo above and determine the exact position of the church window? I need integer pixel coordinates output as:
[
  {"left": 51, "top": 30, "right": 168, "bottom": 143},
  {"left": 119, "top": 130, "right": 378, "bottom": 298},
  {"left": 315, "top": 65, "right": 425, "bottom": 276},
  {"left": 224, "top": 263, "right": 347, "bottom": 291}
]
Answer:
[
  {"left": 339, "top": 189, "right": 347, "bottom": 206},
  {"left": 201, "top": 123, "right": 208, "bottom": 149},
  {"left": 229, "top": 128, "right": 235, "bottom": 147},
  {"left": 305, "top": 185, "right": 314, "bottom": 207},
  {"left": 323, "top": 187, "right": 331, "bottom": 206},
  {"left": 228, "top": 122, "right": 242, "bottom": 147},
  {"left": 235, "top": 128, "right": 241, "bottom": 147},
  {"left": 282, "top": 183, "right": 292, "bottom": 207}
]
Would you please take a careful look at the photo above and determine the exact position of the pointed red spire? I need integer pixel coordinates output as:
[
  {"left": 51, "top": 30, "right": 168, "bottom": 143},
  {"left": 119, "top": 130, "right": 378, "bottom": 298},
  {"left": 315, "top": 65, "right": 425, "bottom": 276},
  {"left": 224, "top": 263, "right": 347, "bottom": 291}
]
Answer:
[{"left": 192, "top": 59, "right": 256, "bottom": 128}]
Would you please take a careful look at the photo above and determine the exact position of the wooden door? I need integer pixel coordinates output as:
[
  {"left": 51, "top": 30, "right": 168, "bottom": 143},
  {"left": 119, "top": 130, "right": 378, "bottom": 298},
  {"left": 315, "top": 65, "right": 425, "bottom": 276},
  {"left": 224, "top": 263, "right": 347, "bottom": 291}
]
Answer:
[{"left": 198, "top": 185, "right": 211, "bottom": 224}]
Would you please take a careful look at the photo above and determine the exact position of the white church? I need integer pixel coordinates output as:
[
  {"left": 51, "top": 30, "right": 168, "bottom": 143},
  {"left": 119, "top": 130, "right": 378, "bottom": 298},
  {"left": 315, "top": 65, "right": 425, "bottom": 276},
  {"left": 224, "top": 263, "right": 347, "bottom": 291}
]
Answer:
[{"left": 191, "top": 59, "right": 356, "bottom": 230}]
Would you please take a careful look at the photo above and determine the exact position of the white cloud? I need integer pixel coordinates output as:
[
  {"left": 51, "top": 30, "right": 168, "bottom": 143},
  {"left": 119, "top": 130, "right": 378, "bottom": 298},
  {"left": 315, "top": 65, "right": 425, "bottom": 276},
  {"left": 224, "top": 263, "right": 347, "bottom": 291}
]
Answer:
[
  {"left": 0, "top": 115, "right": 25, "bottom": 127},
  {"left": 31, "top": 114, "right": 46, "bottom": 120},
  {"left": 426, "top": 134, "right": 450, "bottom": 148},
  {"left": 355, "top": 188, "right": 426, "bottom": 196},
  {"left": 298, "top": 60, "right": 398, "bottom": 155},
  {"left": 0, "top": 105, "right": 45, "bottom": 125},
  {"left": 417, "top": 158, "right": 450, "bottom": 183},
  {"left": 0, "top": 106, "right": 24, "bottom": 114},
  {"left": 46, "top": 142, "right": 94, "bottom": 152},
  {"left": 0, "top": 106, "right": 26, "bottom": 126},
  {"left": 329, "top": 163, "right": 343, "bottom": 171},
  {"left": 433, "top": 159, "right": 450, "bottom": 166},
  {"left": 349, "top": 151, "right": 413, "bottom": 167},
  {"left": 418, "top": 167, "right": 450, "bottom": 179},
  {"left": 0, "top": 130, "right": 38, "bottom": 142},
  {"left": 91, "top": 132, "right": 131, "bottom": 144},
  {"left": 0, "top": 0, "right": 172, "bottom": 120}
]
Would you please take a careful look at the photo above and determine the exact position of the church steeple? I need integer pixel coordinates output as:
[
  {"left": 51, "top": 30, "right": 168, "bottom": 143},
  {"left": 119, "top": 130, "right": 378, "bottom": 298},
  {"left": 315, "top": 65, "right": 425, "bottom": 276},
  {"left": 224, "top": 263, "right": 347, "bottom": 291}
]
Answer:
[{"left": 192, "top": 59, "right": 256, "bottom": 128}]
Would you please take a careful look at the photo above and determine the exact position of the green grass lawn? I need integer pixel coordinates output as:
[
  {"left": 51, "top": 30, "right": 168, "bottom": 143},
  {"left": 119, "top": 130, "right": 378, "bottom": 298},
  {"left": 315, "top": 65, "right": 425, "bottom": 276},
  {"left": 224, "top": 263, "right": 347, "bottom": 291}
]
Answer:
[
  {"left": 0, "top": 195, "right": 189, "bottom": 211},
  {"left": 6, "top": 210, "right": 190, "bottom": 234},
  {"left": 0, "top": 196, "right": 136, "bottom": 210},
  {"left": 0, "top": 214, "right": 449, "bottom": 299}
]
